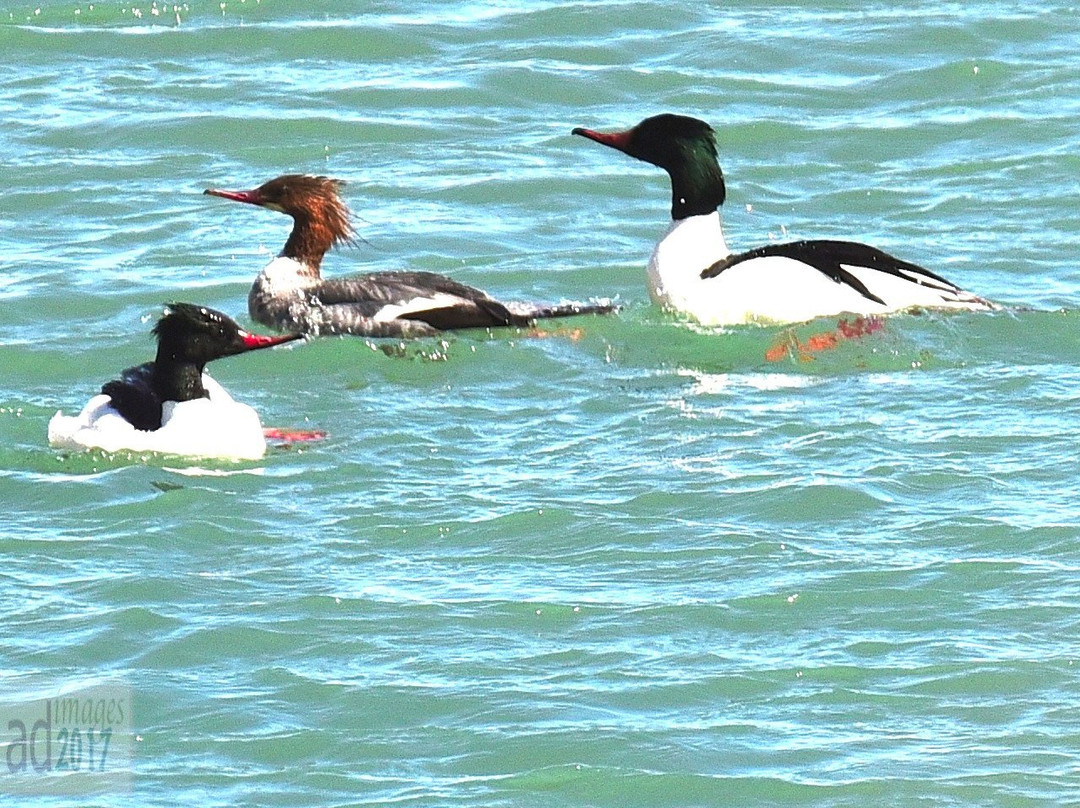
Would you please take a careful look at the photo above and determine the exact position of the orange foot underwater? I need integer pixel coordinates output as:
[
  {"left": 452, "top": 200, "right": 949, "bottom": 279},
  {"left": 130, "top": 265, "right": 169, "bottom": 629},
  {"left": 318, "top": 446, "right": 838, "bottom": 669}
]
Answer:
[
  {"left": 263, "top": 428, "right": 328, "bottom": 443},
  {"left": 765, "top": 316, "right": 885, "bottom": 362},
  {"left": 524, "top": 327, "right": 585, "bottom": 341}
]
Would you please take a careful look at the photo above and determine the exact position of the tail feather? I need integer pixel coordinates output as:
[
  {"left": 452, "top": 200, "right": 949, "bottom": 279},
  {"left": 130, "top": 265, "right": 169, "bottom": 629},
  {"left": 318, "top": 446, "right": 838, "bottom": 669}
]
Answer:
[{"left": 505, "top": 299, "right": 619, "bottom": 323}]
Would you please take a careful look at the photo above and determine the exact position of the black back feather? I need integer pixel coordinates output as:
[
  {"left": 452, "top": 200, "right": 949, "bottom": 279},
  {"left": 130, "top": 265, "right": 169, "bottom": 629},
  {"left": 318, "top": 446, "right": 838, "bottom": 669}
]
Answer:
[
  {"left": 101, "top": 362, "right": 163, "bottom": 431},
  {"left": 700, "top": 239, "right": 959, "bottom": 306}
]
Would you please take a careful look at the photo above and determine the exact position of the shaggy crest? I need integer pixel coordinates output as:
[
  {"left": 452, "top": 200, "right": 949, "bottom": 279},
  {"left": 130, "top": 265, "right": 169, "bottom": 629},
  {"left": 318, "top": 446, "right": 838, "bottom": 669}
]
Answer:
[
  {"left": 205, "top": 174, "right": 357, "bottom": 271},
  {"left": 253, "top": 174, "right": 355, "bottom": 249}
]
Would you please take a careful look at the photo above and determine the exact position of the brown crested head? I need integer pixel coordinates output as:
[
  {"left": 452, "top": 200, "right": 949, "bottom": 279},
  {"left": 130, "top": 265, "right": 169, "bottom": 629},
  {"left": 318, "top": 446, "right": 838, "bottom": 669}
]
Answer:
[{"left": 204, "top": 174, "right": 354, "bottom": 270}]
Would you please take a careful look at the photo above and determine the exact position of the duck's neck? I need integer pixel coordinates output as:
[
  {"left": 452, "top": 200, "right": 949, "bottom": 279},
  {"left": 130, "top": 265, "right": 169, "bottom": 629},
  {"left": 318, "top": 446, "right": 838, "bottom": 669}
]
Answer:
[
  {"left": 152, "top": 358, "right": 207, "bottom": 403},
  {"left": 646, "top": 211, "right": 731, "bottom": 309},
  {"left": 282, "top": 215, "right": 331, "bottom": 278},
  {"left": 664, "top": 136, "right": 727, "bottom": 220}
]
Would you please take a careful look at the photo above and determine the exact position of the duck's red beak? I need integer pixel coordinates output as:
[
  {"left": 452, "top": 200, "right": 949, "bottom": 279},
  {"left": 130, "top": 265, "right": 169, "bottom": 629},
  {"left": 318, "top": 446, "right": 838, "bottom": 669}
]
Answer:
[
  {"left": 571, "top": 126, "right": 635, "bottom": 152},
  {"left": 204, "top": 187, "right": 262, "bottom": 205},
  {"left": 238, "top": 329, "right": 303, "bottom": 350}
]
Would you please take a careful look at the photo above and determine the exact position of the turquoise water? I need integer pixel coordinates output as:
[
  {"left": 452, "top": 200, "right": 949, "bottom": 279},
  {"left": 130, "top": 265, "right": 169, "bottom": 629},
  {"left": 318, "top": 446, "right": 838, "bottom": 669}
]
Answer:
[{"left": 3, "top": 1, "right": 1080, "bottom": 804}]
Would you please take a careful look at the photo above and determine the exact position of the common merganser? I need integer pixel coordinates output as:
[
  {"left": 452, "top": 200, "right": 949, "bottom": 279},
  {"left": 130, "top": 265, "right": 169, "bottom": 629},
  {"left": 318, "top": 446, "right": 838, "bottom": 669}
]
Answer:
[
  {"left": 48, "top": 303, "right": 301, "bottom": 460},
  {"left": 572, "top": 113, "right": 994, "bottom": 326},
  {"left": 204, "top": 174, "right": 615, "bottom": 338}
]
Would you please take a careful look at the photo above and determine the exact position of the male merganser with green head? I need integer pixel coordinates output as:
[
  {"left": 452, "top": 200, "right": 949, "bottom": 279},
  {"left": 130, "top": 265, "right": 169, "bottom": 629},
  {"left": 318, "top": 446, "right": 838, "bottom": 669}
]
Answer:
[{"left": 573, "top": 113, "right": 993, "bottom": 325}]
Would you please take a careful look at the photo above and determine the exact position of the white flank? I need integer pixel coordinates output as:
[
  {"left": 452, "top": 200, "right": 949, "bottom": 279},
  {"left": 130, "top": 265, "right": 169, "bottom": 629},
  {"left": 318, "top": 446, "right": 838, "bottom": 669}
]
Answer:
[
  {"left": 646, "top": 212, "right": 990, "bottom": 326},
  {"left": 372, "top": 292, "right": 465, "bottom": 322}
]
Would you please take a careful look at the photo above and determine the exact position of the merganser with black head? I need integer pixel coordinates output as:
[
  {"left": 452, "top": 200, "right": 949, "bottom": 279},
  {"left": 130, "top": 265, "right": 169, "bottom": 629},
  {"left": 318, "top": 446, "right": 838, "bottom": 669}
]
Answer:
[
  {"left": 204, "top": 174, "right": 614, "bottom": 338},
  {"left": 48, "top": 303, "right": 302, "bottom": 460},
  {"left": 573, "top": 113, "right": 994, "bottom": 326}
]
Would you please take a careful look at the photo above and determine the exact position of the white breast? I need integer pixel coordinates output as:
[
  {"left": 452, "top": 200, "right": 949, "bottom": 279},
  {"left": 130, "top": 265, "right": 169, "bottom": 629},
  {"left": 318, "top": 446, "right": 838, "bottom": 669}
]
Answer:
[
  {"left": 646, "top": 212, "right": 730, "bottom": 313},
  {"left": 257, "top": 256, "right": 315, "bottom": 296}
]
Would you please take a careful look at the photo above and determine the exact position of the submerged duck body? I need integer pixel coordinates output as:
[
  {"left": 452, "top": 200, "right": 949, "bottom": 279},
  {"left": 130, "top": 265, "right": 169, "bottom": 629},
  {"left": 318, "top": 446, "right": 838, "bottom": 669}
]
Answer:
[
  {"left": 48, "top": 303, "right": 301, "bottom": 460},
  {"left": 205, "top": 175, "right": 615, "bottom": 338},
  {"left": 573, "top": 113, "right": 994, "bottom": 326}
]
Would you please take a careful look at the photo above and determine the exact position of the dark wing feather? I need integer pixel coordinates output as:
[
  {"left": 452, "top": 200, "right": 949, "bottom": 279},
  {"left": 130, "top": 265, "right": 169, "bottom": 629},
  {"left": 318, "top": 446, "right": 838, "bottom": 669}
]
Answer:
[
  {"left": 700, "top": 239, "right": 960, "bottom": 305},
  {"left": 311, "top": 272, "right": 529, "bottom": 329},
  {"left": 101, "top": 362, "right": 163, "bottom": 431}
]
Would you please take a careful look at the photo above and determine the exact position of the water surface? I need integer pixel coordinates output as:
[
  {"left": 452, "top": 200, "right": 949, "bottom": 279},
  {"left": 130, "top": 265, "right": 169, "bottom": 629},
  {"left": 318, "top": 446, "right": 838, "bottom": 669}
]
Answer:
[{"left": 2, "top": 2, "right": 1080, "bottom": 805}]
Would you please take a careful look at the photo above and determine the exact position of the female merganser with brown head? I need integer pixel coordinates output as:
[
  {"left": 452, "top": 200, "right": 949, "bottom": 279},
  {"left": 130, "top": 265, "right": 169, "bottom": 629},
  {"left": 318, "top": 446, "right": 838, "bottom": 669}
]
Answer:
[
  {"left": 48, "top": 303, "right": 301, "bottom": 460},
  {"left": 204, "top": 174, "right": 614, "bottom": 338},
  {"left": 573, "top": 113, "right": 994, "bottom": 326}
]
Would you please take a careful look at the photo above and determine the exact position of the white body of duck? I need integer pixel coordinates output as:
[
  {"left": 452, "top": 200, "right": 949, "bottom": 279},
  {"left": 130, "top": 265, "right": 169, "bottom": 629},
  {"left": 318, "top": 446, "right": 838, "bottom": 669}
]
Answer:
[{"left": 49, "top": 375, "right": 267, "bottom": 461}]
